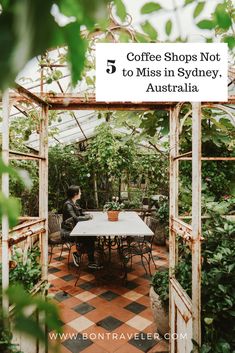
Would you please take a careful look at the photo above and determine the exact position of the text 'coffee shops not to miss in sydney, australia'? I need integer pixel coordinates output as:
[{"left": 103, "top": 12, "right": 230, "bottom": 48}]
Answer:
[{"left": 96, "top": 43, "right": 228, "bottom": 102}]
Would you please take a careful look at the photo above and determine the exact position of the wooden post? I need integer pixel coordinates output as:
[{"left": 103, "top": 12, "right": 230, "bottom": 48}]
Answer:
[
  {"left": 191, "top": 102, "right": 202, "bottom": 350},
  {"left": 169, "top": 105, "right": 179, "bottom": 353},
  {"left": 39, "top": 105, "right": 49, "bottom": 281},
  {"left": 1, "top": 89, "right": 10, "bottom": 313},
  {"left": 93, "top": 172, "right": 99, "bottom": 208},
  {"left": 169, "top": 105, "right": 179, "bottom": 276}
]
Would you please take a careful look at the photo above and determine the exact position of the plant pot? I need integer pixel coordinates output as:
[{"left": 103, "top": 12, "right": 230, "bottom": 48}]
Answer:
[
  {"left": 107, "top": 210, "right": 119, "bottom": 221},
  {"left": 149, "top": 286, "right": 169, "bottom": 336}
]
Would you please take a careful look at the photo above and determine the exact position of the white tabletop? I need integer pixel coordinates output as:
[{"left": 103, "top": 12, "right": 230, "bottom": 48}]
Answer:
[{"left": 70, "top": 211, "right": 153, "bottom": 237}]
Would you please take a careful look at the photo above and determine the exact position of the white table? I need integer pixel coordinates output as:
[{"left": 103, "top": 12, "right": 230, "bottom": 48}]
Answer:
[
  {"left": 70, "top": 211, "right": 154, "bottom": 280},
  {"left": 70, "top": 211, "right": 153, "bottom": 237}
]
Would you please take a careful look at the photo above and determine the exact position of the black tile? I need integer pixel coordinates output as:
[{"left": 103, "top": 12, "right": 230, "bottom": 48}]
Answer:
[
  {"left": 54, "top": 256, "right": 66, "bottom": 261},
  {"left": 99, "top": 290, "right": 119, "bottom": 301},
  {"left": 79, "top": 282, "right": 96, "bottom": 290},
  {"left": 54, "top": 291, "right": 71, "bottom": 302},
  {"left": 124, "top": 302, "right": 147, "bottom": 314},
  {"left": 73, "top": 303, "right": 95, "bottom": 315},
  {"left": 61, "top": 274, "right": 76, "bottom": 281},
  {"left": 96, "top": 316, "right": 123, "bottom": 331},
  {"left": 125, "top": 281, "right": 139, "bottom": 290},
  {"left": 128, "top": 332, "right": 158, "bottom": 352},
  {"left": 62, "top": 334, "right": 93, "bottom": 353},
  {"left": 48, "top": 267, "right": 61, "bottom": 274}
]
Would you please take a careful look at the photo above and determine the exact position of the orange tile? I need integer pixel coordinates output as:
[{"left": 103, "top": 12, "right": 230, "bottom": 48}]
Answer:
[
  {"left": 134, "top": 286, "right": 150, "bottom": 295},
  {"left": 140, "top": 309, "right": 154, "bottom": 321},
  {"left": 95, "top": 335, "right": 129, "bottom": 353},
  {"left": 86, "top": 308, "right": 112, "bottom": 323},
  {"left": 59, "top": 307, "right": 80, "bottom": 323},
  {"left": 137, "top": 295, "right": 150, "bottom": 306},
  {"left": 114, "top": 342, "right": 143, "bottom": 353},
  {"left": 60, "top": 296, "right": 82, "bottom": 308},
  {"left": 111, "top": 296, "right": 132, "bottom": 308},
  {"left": 110, "top": 307, "right": 135, "bottom": 322},
  {"left": 88, "top": 296, "right": 109, "bottom": 307},
  {"left": 82, "top": 343, "right": 109, "bottom": 353}
]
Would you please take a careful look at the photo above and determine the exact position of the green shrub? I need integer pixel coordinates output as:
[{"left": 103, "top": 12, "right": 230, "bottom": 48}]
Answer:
[{"left": 151, "top": 216, "right": 235, "bottom": 352}]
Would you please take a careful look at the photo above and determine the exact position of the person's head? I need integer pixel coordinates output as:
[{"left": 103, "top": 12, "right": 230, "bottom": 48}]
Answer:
[{"left": 67, "top": 185, "right": 81, "bottom": 201}]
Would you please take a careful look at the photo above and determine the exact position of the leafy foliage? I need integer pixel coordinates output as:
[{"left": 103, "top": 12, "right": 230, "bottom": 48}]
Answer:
[
  {"left": 152, "top": 216, "right": 235, "bottom": 352},
  {"left": 9, "top": 246, "right": 41, "bottom": 291},
  {"left": 103, "top": 197, "right": 124, "bottom": 211},
  {"left": 0, "top": 0, "right": 125, "bottom": 90}
]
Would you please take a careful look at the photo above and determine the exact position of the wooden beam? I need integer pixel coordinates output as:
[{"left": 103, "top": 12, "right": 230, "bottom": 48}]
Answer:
[
  {"left": 1, "top": 89, "right": 10, "bottom": 313},
  {"left": 14, "top": 83, "right": 49, "bottom": 106},
  {"left": 178, "top": 157, "right": 235, "bottom": 161},
  {"left": 9, "top": 150, "right": 45, "bottom": 160},
  {"left": 191, "top": 102, "right": 202, "bottom": 350}
]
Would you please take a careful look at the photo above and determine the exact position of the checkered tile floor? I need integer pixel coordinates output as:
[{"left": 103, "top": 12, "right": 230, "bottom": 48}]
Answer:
[{"left": 48, "top": 244, "right": 169, "bottom": 353}]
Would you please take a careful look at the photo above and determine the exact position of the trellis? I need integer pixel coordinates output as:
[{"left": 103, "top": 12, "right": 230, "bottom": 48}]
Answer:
[{"left": 2, "top": 80, "right": 234, "bottom": 352}]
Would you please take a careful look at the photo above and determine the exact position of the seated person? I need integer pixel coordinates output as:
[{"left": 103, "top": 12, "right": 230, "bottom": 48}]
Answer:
[{"left": 61, "top": 185, "right": 102, "bottom": 269}]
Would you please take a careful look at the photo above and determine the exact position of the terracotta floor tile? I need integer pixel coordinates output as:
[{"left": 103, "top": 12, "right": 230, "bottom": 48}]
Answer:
[
  {"left": 140, "top": 309, "right": 155, "bottom": 321},
  {"left": 134, "top": 286, "right": 150, "bottom": 295},
  {"left": 88, "top": 296, "right": 109, "bottom": 307},
  {"left": 137, "top": 295, "right": 151, "bottom": 306},
  {"left": 111, "top": 296, "right": 132, "bottom": 308},
  {"left": 110, "top": 306, "right": 135, "bottom": 322},
  {"left": 94, "top": 334, "right": 129, "bottom": 353},
  {"left": 114, "top": 342, "right": 143, "bottom": 353},
  {"left": 60, "top": 296, "right": 82, "bottom": 308},
  {"left": 47, "top": 244, "right": 169, "bottom": 353},
  {"left": 82, "top": 343, "right": 109, "bottom": 353},
  {"left": 147, "top": 339, "right": 169, "bottom": 352},
  {"left": 50, "top": 278, "right": 67, "bottom": 288},
  {"left": 89, "top": 286, "right": 107, "bottom": 295},
  {"left": 86, "top": 308, "right": 113, "bottom": 323},
  {"left": 60, "top": 307, "right": 80, "bottom": 323}
]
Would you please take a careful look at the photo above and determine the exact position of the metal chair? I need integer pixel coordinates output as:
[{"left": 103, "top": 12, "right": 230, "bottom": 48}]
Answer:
[
  {"left": 120, "top": 217, "right": 158, "bottom": 280},
  {"left": 48, "top": 213, "right": 75, "bottom": 264}
]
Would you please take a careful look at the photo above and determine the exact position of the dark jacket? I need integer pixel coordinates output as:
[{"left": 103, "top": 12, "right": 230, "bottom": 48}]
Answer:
[{"left": 61, "top": 199, "right": 90, "bottom": 230}]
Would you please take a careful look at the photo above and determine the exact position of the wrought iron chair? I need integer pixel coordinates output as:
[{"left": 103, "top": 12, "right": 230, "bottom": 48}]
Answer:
[
  {"left": 48, "top": 213, "right": 75, "bottom": 264},
  {"left": 120, "top": 216, "right": 158, "bottom": 280}
]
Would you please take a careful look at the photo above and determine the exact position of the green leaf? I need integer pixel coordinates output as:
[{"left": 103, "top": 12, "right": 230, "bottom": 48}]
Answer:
[
  {"left": 135, "top": 32, "right": 150, "bottom": 43},
  {"left": 141, "top": 2, "right": 162, "bottom": 14},
  {"left": 204, "top": 317, "right": 213, "bottom": 325},
  {"left": 196, "top": 19, "right": 215, "bottom": 30},
  {"left": 184, "top": 0, "right": 194, "bottom": 5},
  {"left": 141, "top": 20, "right": 158, "bottom": 40},
  {"left": 193, "top": 2, "right": 205, "bottom": 18},
  {"left": 115, "top": 0, "right": 127, "bottom": 22},
  {"left": 62, "top": 22, "right": 87, "bottom": 86},
  {"left": 214, "top": 4, "right": 232, "bottom": 30},
  {"left": 165, "top": 19, "right": 172, "bottom": 36},
  {"left": 223, "top": 36, "right": 235, "bottom": 50}
]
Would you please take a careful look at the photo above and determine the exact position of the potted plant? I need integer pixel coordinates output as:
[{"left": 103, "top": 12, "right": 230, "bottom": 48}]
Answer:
[
  {"left": 103, "top": 197, "right": 124, "bottom": 221},
  {"left": 150, "top": 268, "right": 169, "bottom": 336}
]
